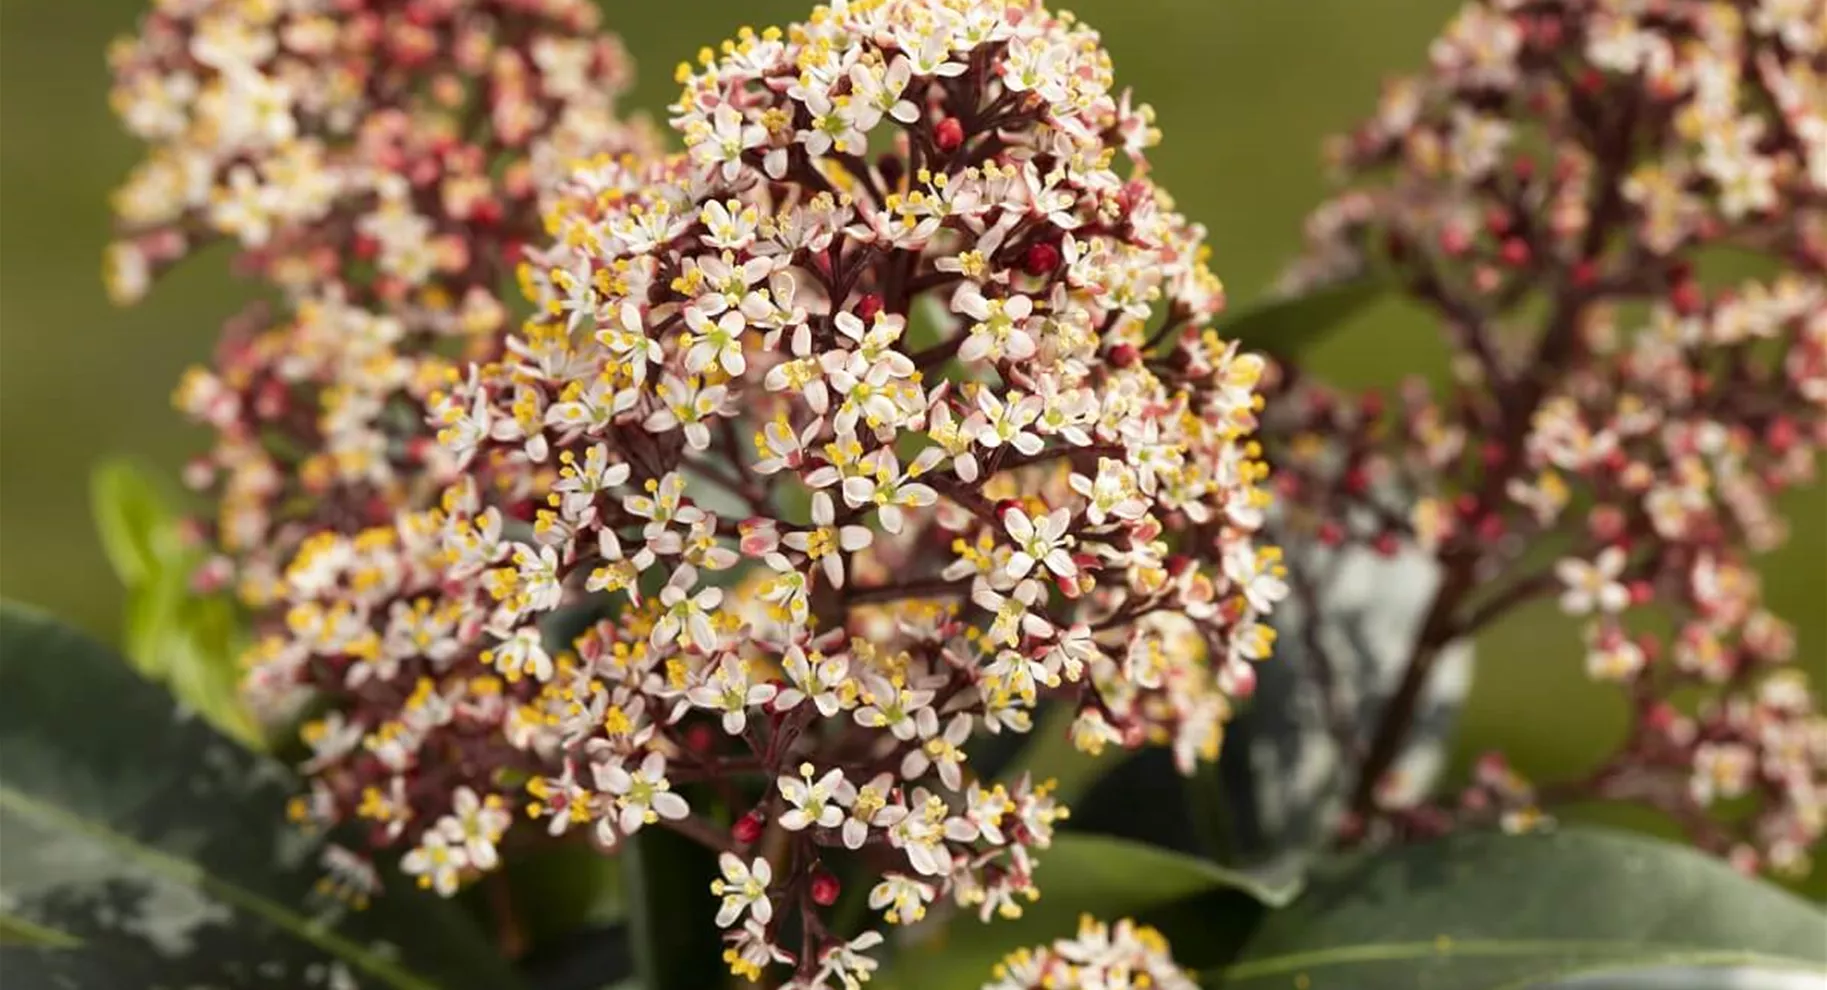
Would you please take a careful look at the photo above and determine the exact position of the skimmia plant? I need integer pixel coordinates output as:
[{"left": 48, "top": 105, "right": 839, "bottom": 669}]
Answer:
[
  {"left": 105, "top": 0, "right": 657, "bottom": 897},
  {"left": 1267, "top": 0, "right": 1827, "bottom": 879},
  {"left": 10, "top": 0, "right": 1821, "bottom": 988}
]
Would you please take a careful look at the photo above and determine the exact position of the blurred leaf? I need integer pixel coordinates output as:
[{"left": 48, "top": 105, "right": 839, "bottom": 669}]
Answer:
[
  {"left": 880, "top": 833, "right": 1300, "bottom": 989},
  {"left": 0, "top": 914, "right": 81, "bottom": 948},
  {"left": 1203, "top": 827, "right": 1827, "bottom": 989},
  {"left": 904, "top": 293, "right": 950, "bottom": 351},
  {"left": 87, "top": 460, "right": 261, "bottom": 748},
  {"left": 1541, "top": 962, "right": 1827, "bottom": 990},
  {"left": 90, "top": 460, "right": 172, "bottom": 589},
  {"left": 0, "top": 601, "right": 523, "bottom": 989},
  {"left": 1217, "top": 532, "right": 1472, "bottom": 876},
  {"left": 499, "top": 841, "right": 626, "bottom": 951},
  {"left": 623, "top": 826, "right": 722, "bottom": 990},
  {"left": 994, "top": 703, "right": 1125, "bottom": 808},
  {"left": 1213, "top": 277, "right": 1387, "bottom": 357}
]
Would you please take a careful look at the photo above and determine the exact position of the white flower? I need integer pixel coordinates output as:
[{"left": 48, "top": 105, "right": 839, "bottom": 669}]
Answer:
[
  {"left": 1556, "top": 546, "right": 1630, "bottom": 616},
  {"left": 688, "top": 655, "right": 778, "bottom": 735},
  {"left": 485, "top": 627, "right": 553, "bottom": 683},
  {"left": 840, "top": 773, "right": 908, "bottom": 850},
  {"left": 599, "top": 751, "right": 690, "bottom": 835},
  {"left": 1004, "top": 506, "right": 1076, "bottom": 580},
  {"left": 854, "top": 674, "right": 935, "bottom": 741},
  {"left": 901, "top": 713, "right": 973, "bottom": 791},
  {"left": 781, "top": 491, "right": 874, "bottom": 588},
  {"left": 868, "top": 873, "right": 935, "bottom": 925},
  {"left": 712, "top": 853, "right": 773, "bottom": 928},
  {"left": 816, "top": 931, "right": 885, "bottom": 990},
  {"left": 693, "top": 103, "right": 766, "bottom": 182},
  {"left": 439, "top": 787, "right": 511, "bottom": 872},
  {"left": 1584, "top": 626, "right": 1646, "bottom": 683},
  {"left": 654, "top": 565, "right": 725, "bottom": 653},
  {"left": 401, "top": 831, "right": 468, "bottom": 897},
  {"left": 724, "top": 918, "right": 793, "bottom": 981},
  {"left": 1691, "top": 741, "right": 1756, "bottom": 805},
  {"left": 777, "top": 762, "right": 853, "bottom": 831},
  {"left": 683, "top": 304, "right": 749, "bottom": 376},
  {"left": 774, "top": 647, "right": 850, "bottom": 717}
]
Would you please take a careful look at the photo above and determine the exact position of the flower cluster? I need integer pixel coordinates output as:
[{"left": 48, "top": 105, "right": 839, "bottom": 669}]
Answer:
[
  {"left": 1268, "top": 0, "right": 1826, "bottom": 875},
  {"left": 408, "top": 0, "right": 1277, "bottom": 981},
  {"left": 107, "top": 0, "right": 657, "bottom": 893},
  {"left": 111, "top": 0, "right": 655, "bottom": 595},
  {"left": 983, "top": 915, "right": 1197, "bottom": 990}
]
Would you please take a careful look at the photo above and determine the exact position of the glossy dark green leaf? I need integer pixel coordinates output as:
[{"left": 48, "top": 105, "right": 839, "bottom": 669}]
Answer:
[
  {"left": 1204, "top": 827, "right": 1827, "bottom": 989},
  {"left": 1217, "top": 535, "right": 1472, "bottom": 876},
  {"left": 1211, "top": 277, "right": 1388, "bottom": 357},
  {"left": 879, "top": 833, "right": 1300, "bottom": 990},
  {"left": 623, "top": 825, "right": 723, "bottom": 990},
  {"left": 0, "top": 601, "right": 523, "bottom": 989}
]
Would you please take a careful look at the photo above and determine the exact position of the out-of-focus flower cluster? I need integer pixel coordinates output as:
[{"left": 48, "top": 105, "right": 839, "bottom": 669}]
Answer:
[
  {"left": 1269, "top": 0, "right": 1826, "bottom": 876},
  {"left": 112, "top": 0, "right": 654, "bottom": 587},
  {"left": 983, "top": 915, "right": 1197, "bottom": 990},
  {"left": 106, "top": 0, "right": 658, "bottom": 898},
  {"left": 377, "top": 0, "right": 1279, "bottom": 981}
]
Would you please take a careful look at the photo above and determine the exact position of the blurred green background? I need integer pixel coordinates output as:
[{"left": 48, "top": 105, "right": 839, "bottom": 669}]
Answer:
[{"left": 1, "top": 0, "right": 1821, "bottom": 886}]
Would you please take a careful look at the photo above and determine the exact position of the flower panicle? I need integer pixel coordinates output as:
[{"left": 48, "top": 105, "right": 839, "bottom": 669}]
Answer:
[
  {"left": 1268, "top": 0, "right": 1826, "bottom": 876},
  {"left": 343, "top": 0, "right": 1283, "bottom": 982}
]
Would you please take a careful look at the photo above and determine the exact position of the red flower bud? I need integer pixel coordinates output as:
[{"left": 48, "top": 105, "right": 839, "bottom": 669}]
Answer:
[
  {"left": 1768, "top": 417, "right": 1798, "bottom": 454},
  {"left": 855, "top": 293, "right": 884, "bottom": 322},
  {"left": 1476, "top": 514, "right": 1506, "bottom": 542},
  {"left": 732, "top": 811, "right": 765, "bottom": 845},
  {"left": 1024, "top": 241, "right": 1062, "bottom": 276},
  {"left": 1500, "top": 237, "right": 1531, "bottom": 267},
  {"left": 935, "top": 116, "right": 965, "bottom": 153},
  {"left": 1628, "top": 581, "right": 1654, "bottom": 606},
  {"left": 994, "top": 499, "right": 1025, "bottom": 521},
  {"left": 1635, "top": 632, "right": 1661, "bottom": 662},
  {"left": 1107, "top": 343, "right": 1140, "bottom": 368},
  {"left": 1670, "top": 280, "right": 1704, "bottom": 316},
  {"left": 1485, "top": 207, "right": 1512, "bottom": 237},
  {"left": 1317, "top": 520, "right": 1345, "bottom": 547},
  {"left": 1343, "top": 466, "right": 1370, "bottom": 496},
  {"left": 1372, "top": 532, "right": 1400, "bottom": 557},
  {"left": 1571, "top": 259, "right": 1599, "bottom": 287},
  {"left": 810, "top": 870, "right": 841, "bottom": 907},
  {"left": 685, "top": 722, "right": 716, "bottom": 753},
  {"left": 1439, "top": 225, "right": 1472, "bottom": 257}
]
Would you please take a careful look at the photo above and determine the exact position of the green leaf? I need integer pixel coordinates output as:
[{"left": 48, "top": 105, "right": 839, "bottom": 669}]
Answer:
[
  {"left": 489, "top": 841, "right": 626, "bottom": 951},
  {"left": 993, "top": 702, "right": 1125, "bottom": 808},
  {"left": 879, "top": 833, "right": 1300, "bottom": 990},
  {"left": 623, "top": 825, "right": 723, "bottom": 990},
  {"left": 0, "top": 601, "right": 523, "bottom": 989},
  {"left": 1216, "top": 537, "right": 1473, "bottom": 875},
  {"left": 0, "top": 914, "right": 81, "bottom": 948},
  {"left": 1212, "top": 277, "right": 1388, "bottom": 357},
  {"left": 89, "top": 461, "right": 262, "bottom": 749},
  {"left": 90, "top": 460, "right": 173, "bottom": 589},
  {"left": 1202, "top": 827, "right": 1827, "bottom": 989}
]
